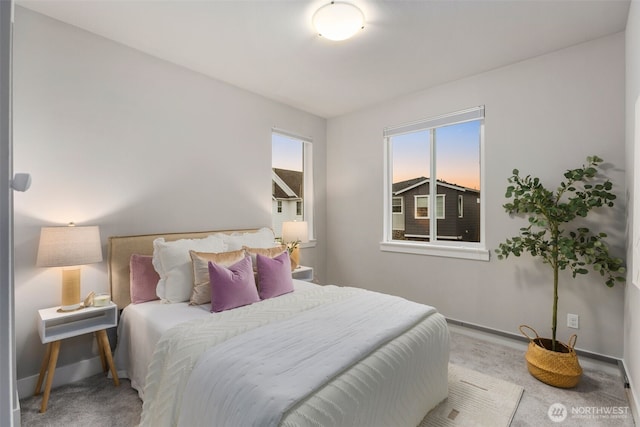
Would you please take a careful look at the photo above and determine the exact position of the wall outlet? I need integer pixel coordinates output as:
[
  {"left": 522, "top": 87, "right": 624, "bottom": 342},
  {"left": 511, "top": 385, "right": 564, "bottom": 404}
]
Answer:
[{"left": 567, "top": 313, "right": 579, "bottom": 329}]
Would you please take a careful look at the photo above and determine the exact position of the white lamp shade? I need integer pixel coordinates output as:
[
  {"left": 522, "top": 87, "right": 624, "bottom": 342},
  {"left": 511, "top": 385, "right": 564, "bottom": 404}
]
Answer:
[
  {"left": 313, "top": 2, "right": 364, "bottom": 41},
  {"left": 37, "top": 225, "right": 103, "bottom": 267},
  {"left": 282, "top": 221, "right": 309, "bottom": 244}
]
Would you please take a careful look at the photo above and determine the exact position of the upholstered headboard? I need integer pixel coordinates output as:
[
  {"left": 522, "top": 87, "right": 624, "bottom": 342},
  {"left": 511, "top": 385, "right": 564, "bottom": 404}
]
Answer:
[{"left": 108, "top": 228, "right": 258, "bottom": 309}]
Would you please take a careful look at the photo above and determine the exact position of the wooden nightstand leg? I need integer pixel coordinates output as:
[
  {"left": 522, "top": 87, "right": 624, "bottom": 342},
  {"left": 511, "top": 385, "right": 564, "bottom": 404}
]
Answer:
[
  {"left": 95, "top": 332, "right": 107, "bottom": 373},
  {"left": 96, "top": 330, "right": 119, "bottom": 386},
  {"left": 34, "top": 343, "right": 52, "bottom": 396},
  {"left": 40, "top": 340, "right": 61, "bottom": 413}
]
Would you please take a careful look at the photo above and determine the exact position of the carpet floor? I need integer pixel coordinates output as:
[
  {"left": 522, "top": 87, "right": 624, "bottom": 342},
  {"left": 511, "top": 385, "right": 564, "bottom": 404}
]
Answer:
[{"left": 19, "top": 324, "right": 635, "bottom": 427}]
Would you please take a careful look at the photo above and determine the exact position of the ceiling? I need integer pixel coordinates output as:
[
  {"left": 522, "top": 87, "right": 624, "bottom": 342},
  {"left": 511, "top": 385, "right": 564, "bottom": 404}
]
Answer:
[{"left": 17, "top": 0, "right": 630, "bottom": 118}]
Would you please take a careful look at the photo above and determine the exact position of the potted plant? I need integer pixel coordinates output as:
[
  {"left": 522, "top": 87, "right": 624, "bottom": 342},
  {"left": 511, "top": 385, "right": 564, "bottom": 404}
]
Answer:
[{"left": 496, "top": 155, "right": 625, "bottom": 388}]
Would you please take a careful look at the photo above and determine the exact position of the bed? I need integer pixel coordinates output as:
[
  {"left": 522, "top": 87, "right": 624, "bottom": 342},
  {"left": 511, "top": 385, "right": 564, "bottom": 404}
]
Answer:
[{"left": 109, "top": 228, "right": 450, "bottom": 427}]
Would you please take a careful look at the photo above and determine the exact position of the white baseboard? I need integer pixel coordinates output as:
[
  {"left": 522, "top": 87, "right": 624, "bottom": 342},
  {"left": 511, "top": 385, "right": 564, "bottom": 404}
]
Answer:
[
  {"left": 622, "top": 359, "right": 640, "bottom": 425},
  {"left": 17, "top": 356, "right": 103, "bottom": 400},
  {"left": 12, "top": 390, "right": 20, "bottom": 427}
]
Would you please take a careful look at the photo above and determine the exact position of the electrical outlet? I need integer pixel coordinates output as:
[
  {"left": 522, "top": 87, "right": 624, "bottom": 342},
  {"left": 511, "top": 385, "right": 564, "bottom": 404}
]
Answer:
[{"left": 567, "top": 313, "right": 579, "bottom": 329}]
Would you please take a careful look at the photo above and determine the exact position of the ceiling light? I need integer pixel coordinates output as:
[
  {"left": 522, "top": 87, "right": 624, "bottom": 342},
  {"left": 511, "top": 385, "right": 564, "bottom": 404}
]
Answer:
[{"left": 313, "top": 2, "right": 364, "bottom": 41}]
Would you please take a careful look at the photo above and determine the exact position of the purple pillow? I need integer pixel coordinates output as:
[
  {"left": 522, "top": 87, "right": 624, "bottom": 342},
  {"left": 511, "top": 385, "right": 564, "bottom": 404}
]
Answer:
[
  {"left": 130, "top": 254, "right": 160, "bottom": 304},
  {"left": 208, "top": 256, "right": 259, "bottom": 313},
  {"left": 256, "top": 251, "right": 294, "bottom": 300}
]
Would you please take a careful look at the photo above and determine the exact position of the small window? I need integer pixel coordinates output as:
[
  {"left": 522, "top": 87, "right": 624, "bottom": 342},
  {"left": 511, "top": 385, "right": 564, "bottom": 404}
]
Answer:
[
  {"left": 272, "top": 130, "right": 314, "bottom": 241},
  {"left": 415, "top": 195, "right": 445, "bottom": 219},
  {"left": 458, "top": 195, "right": 464, "bottom": 218},
  {"left": 392, "top": 197, "right": 403, "bottom": 214},
  {"left": 415, "top": 196, "right": 428, "bottom": 218}
]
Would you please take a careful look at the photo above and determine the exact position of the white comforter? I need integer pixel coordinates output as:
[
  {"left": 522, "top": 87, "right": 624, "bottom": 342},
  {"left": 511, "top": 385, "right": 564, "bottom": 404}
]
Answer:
[
  {"left": 133, "top": 284, "right": 449, "bottom": 427},
  {"left": 177, "top": 290, "right": 435, "bottom": 427}
]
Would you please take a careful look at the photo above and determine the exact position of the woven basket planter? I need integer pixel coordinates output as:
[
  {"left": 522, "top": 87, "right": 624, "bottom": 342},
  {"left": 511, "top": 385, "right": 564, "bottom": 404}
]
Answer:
[{"left": 519, "top": 325, "right": 582, "bottom": 388}]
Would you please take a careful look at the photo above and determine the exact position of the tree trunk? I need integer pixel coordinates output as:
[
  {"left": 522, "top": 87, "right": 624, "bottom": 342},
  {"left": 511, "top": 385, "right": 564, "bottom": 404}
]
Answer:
[{"left": 551, "top": 224, "right": 559, "bottom": 352}]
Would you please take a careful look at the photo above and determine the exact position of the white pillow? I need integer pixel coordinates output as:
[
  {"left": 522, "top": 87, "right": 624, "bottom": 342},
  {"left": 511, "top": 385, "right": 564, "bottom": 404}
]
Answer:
[
  {"left": 223, "top": 227, "right": 276, "bottom": 251},
  {"left": 152, "top": 235, "right": 226, "bottom": 303}
]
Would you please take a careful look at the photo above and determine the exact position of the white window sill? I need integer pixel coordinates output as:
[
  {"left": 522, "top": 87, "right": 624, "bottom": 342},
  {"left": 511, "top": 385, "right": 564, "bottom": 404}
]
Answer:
[
  {"left": 379, "top": 241, "right": 490, "bottom": 261},
  {"left": 299, "top": 240, "right": 317, "bottom": 249}
]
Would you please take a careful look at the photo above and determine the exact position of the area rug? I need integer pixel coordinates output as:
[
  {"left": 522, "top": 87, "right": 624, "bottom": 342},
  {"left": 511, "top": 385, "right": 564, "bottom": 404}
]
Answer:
[{"left": 419, "top": 364, "right": 524, "bottom": 427}]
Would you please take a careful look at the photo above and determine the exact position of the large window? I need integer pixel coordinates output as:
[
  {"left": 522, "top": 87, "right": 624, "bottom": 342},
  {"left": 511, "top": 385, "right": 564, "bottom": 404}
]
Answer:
[
  {"left": 272, "top": 129, "right": 313, "bottom": 241},
  {"left": 382, "top": 106, "right": 488, "bottom": 260}
]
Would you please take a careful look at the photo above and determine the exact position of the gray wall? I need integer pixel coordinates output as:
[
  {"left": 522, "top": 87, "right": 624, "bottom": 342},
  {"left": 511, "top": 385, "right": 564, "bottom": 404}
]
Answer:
[
  {"left": 326, "top": 33, "right": 626, "bottom": 357},
  {"left": 12, "top": 7, "right": 326, "bottom": 389},
  {"left": 625, "top": 0, "right": 640, "bottom": 417}
]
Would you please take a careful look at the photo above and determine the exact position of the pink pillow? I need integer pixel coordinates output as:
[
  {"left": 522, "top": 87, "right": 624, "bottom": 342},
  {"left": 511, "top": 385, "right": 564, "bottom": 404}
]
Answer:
[
  {"left": 130, "top": 254, "right": 160, "bottom": 304},
  {"left": 208, "top": 256, "right": 260, "bottom": 313},
  {"left": 256, "top": 251, "right": 294, "bottom": 300}
]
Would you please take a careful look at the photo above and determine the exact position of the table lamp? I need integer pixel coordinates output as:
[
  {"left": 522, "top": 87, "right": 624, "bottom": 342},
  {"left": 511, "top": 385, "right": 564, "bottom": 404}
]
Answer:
[
  {"left": 282, "top": 221, "right": 308, "bottom": 270},
  {"left": 36, "top": 223, "right": 103, "bottom": 311}
]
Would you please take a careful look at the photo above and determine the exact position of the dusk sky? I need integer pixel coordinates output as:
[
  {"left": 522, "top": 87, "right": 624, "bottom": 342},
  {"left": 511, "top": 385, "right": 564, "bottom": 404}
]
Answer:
[
  {"left": 273, "top": 121, "right": 481, "bottom": 190},
  {"left": 272, "top": 133, "right": 303, "bottom": 172},
  {"left": 392, "top": 120, "right": 481, "bottom": 190}
]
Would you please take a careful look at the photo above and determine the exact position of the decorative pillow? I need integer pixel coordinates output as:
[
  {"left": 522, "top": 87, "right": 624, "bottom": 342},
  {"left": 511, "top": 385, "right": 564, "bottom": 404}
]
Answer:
[
  {"left": 243, "top": 245, "right": 287, "bottom": 271},
  {"left": 152, "top": 235, "right": 227, "bottom": 303},
  {"left": 129, "top": 254, "right": 160, "bottom": 304},
  {"left": 223, "top": 227, "right": 276, "bottom": 251},
  {"left": 189, "top": 249, "right": 246, "bottom": 305},
  {"left": 208, "top": 256, "right": 259, "bottom": 313},
  {"left": 256, "top": 251, "right": 294, "bottom": 300}
]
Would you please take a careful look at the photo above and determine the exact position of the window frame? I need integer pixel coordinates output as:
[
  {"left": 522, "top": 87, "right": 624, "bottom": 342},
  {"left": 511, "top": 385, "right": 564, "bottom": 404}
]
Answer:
[
  {"left": 381, "top": 106, "right": 488, "bottom": 261},
  {"left": 272, "top": 128, "right": 315, "bottom": 245}
]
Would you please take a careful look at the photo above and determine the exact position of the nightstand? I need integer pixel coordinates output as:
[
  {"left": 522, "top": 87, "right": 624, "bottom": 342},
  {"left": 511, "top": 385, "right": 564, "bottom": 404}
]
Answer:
[
  {"left": 292, "top": 265, "right": 313, "bottom": 282},
  {"left": 34, "top": 302, "right": 119, "bottom": 413}
]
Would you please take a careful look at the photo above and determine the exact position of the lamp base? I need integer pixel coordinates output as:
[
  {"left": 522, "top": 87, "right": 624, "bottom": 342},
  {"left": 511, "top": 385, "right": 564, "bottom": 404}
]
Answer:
[
  {"left": 61, "top": 268, "right": 82, "bottom": 311},
  {"left": 289, "top": 247, "right": 300, "bottom": 271}
]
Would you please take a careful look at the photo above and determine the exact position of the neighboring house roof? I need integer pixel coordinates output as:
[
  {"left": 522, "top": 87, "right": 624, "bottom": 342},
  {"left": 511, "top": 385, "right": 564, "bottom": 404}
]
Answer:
[
  {"left": 393, "top": 177, "right": 479, "bottom": 195},
  {"left": 272, "top": 168, "right": 303, "bottom": 200}
]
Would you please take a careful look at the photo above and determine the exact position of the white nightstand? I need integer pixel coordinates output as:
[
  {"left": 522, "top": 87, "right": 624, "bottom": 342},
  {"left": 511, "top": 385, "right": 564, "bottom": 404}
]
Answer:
[
  {"left": 292, "top": 265, "right": 314, "bottom": 282},
  {"left": 34, "top": 302, "right": 119, "bottom": 413}
]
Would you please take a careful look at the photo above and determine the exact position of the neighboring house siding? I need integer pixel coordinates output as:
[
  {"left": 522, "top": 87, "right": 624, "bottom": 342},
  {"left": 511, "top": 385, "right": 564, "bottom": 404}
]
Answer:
[
  {"left": 394, "top": 178, "right": 480, "bottom": 242},
  {"left": 458, "top": 192, "right": 480, "bottom": 242}
]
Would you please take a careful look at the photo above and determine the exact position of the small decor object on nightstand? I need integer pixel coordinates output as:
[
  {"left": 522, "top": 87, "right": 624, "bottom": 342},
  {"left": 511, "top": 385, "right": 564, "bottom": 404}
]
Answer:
[
  {"left": 93, "top": 293, "right": 111, "bottom": 307},
  {"left": 36, "top": 223, "right": 103, "bottom": 311},
  {"left": 83, "top": 291, "right": 95, "bottom": 307},
  {"left": 282, "top": 221, "right": 309, "bottom": 271}
]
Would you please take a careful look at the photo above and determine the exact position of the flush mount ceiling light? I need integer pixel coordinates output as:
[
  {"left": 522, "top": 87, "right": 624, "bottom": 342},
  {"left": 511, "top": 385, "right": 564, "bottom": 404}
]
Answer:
[{"left": 313, "top": 1, "right": 364, "bottom": 41}]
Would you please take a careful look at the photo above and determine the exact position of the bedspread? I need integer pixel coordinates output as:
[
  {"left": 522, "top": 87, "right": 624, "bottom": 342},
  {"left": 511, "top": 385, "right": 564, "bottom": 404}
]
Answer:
[
  {"left": 139, "top": 284, "right": 360, "bottom": 427},
  {"left": 177, "top": 290, "right": 436, "bottom": 427}
]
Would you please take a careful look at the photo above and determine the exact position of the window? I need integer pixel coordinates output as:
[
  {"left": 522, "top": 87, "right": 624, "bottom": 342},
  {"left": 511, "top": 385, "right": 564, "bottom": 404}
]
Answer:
[
  {"left": 392, "top": 197, "right": 403, "bottom": 214},
  {"left": 272, "top": 129, "right": 314, "bottom": 241},
  {"left": 382, "top": 106, "right": 487, "bottom": 261},
  {"left": 415, "top": 195, "right": 445, "bottom": 219}
]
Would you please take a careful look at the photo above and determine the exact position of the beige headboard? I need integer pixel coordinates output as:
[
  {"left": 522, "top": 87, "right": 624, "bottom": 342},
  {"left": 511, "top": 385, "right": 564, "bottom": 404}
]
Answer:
[{"left": 108, "top": 228, "right": 258, "bottom": 309}]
